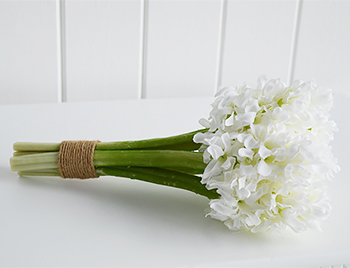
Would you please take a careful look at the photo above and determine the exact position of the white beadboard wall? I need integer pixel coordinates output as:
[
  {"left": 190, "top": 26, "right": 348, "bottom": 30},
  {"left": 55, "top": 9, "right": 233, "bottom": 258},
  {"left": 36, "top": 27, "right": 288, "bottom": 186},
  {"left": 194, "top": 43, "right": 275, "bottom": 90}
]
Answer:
[
  {"left": 0, "top": 0, "right": 349, "bottom": 105},
  {"left": 221, "top": 0, "right": 296, "bottom": 87},
  {"left": 294, "top": 0, "right": 350, "bottom": 95},
  {"left": 65, "top": 0, "right": 140, "bottom": 101},
  {"left": 145, "top": 0, "right": 220, "bottom": 98},
  {"left": 0, "top": 0, "right": 59, "bottom": 104}
]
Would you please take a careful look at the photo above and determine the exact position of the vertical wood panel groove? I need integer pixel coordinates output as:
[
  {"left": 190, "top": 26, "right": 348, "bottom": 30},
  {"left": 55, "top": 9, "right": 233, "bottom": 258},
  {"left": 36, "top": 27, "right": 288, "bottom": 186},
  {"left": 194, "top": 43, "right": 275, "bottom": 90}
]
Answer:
[
  {"left": 287, "top": 0, "right": 302, "bottom": 85},
  {"left": 138, "top": 0, "right": 148, "bottom": 99},
  {"left": 214, "top": 0, "right": 227, "bottom": 94},
  {"left": 57, "top": 0, "right": 67, "bottom": 103}
]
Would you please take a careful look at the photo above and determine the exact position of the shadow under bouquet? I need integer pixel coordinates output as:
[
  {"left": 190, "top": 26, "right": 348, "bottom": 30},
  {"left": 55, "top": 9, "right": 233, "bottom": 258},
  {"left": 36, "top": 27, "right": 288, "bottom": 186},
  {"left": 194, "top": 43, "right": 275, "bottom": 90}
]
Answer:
[{"left": 10, "top": 77, "right": 339, "bottom": 233}]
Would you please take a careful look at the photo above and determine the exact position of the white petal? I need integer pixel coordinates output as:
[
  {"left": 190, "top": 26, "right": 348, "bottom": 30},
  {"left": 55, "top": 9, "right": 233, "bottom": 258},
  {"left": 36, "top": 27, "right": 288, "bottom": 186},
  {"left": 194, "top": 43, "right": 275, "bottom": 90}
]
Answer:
[
  {"left": 246, "top": 213, "right": 262, "bottom": 226},
  {"left": 221, "top": 157, "right": 235, "bottom": 170},
  {"left": 202, "top": 160, "right": 222, "bottom": 181},
  {"left": 245, "top": 99, "right": 260, "bottom": 113},
  {"left": 237, "top": 187, "right": 251, "bottom": 199},
  {"left": 240, "top": 164, "right": 255, "bottom": 175},
  {"left": 237, "top": 133, "right": 248, "bottom": 143},
  {"left": 221, "top": 132, "right": 232, "bottom": 153},
  {"left": 233, "top": 90, "right": 250, "bottom": 108},
  {"left": 244, "top": 135, "right": 259, "bottom": 149},
  {"left": 238, "top": 148, "right": 254, "bottom": 159},
  {"left": 238, "top": 176, "right": 246, "bottom": 190},
  {"left": 235, "top": 112, "right": 256, "bottom": 126},
  {"left": 193, "top": 132, "right": 205, "bottom": 143},
  {"left": 257, "top": 160, "right": 272, "bottom": 176},
  {"left": 207, "top": 144, "right": 224, "bottom": 160},
  {"left": 285, "top": 146, "right": 300, "bottom": 160},
  {"left": 210, "top": 200, "right": 236, "bottom": 217},
  {"left": 272, "top": 107, "right": 290, "bottom": 123},
  {"left": 199, "top": 118, "right": 210, "bottom": 128},
  {"left": 225, "top": 114, "right": 234, "bottom": 126},
  {"left": 258, "top": 144, "right": 272, "bottom": 159}
]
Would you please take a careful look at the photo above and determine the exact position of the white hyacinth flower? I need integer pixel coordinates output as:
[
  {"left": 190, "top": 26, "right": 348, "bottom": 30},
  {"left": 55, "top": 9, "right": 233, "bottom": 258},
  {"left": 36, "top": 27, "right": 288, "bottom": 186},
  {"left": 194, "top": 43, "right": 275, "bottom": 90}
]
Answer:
[{"left": 194, "top": 77, "right": 340, "bottom": 233}]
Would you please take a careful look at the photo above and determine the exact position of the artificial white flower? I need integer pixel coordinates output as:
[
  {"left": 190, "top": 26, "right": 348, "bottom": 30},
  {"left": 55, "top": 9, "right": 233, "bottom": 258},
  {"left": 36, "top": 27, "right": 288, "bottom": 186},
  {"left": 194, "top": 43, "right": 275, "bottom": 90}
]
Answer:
[{"left": 194, "top": 77, "right": 340, "bottom": 233}]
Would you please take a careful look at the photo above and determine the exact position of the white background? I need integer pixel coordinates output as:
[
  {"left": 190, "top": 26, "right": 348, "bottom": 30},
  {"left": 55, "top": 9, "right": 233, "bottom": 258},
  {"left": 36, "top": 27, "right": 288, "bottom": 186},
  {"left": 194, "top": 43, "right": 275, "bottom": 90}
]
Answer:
[{"left": 1, "top": 0, "right": 350, "bottom": 104}]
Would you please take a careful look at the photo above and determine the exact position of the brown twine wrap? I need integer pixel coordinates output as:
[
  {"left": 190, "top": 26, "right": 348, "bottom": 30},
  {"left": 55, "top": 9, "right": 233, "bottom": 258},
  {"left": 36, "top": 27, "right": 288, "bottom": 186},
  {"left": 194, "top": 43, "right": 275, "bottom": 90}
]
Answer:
[{"left": 58, "top": 140, "right": 100, "bottom": 179}]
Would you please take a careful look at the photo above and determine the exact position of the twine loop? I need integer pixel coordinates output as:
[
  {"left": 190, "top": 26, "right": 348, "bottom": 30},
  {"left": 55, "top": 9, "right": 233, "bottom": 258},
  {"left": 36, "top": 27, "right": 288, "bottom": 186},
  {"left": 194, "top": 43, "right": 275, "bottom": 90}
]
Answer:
[{"left": 58, "top": 140, "right": 100, "bottom": 179}]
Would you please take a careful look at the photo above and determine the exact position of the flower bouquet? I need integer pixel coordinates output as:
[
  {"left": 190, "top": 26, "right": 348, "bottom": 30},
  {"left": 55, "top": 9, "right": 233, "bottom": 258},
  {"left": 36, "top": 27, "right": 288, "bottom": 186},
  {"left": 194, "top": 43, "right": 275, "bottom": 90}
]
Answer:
[{"left": 10, "top": 77, "right": 339, "bottom": 233}]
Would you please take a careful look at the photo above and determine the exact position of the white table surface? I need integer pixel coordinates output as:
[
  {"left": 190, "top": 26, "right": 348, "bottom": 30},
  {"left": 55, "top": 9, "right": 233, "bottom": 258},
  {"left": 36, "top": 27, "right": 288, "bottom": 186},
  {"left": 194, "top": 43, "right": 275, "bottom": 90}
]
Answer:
[{"left": 0, "top": 95, "right": 349, "bottom": 267}]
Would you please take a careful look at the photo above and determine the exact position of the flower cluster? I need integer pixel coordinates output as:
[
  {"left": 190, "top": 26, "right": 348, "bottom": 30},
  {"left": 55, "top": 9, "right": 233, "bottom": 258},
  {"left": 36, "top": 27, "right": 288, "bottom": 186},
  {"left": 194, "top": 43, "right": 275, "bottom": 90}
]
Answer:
[{"left": 194, "top": 77, "right": 339, "bottom": 233}]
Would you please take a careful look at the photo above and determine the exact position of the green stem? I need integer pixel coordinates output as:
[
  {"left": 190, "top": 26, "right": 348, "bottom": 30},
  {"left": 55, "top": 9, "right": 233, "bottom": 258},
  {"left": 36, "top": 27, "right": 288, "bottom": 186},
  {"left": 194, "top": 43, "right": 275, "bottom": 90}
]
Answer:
[
  {"left": 93, "top": 150, "right": 206, "bottom": 171},
  {"left": 18, "top": 169, "right": 61, "bottom": 177},
  {"left": 10, "top": 152, "right": 58, "bottom": 171},
  {"left": 11, "top": 150, "right": 206, "bottom": 174},
  {"left": 96, "top": 129, "right": 206, "bottom": 151},
  {"left": 13, "top": 143, "right": 61, "bottom": 152},
  {"left": 13, "top": 129, "right": 206, "bottom": 152},
  {"left": 16, "top": 166, "right": 219, "bottom": 199},
  {"left": 99, "top": 166, "right": 219, "bottom": 199}
]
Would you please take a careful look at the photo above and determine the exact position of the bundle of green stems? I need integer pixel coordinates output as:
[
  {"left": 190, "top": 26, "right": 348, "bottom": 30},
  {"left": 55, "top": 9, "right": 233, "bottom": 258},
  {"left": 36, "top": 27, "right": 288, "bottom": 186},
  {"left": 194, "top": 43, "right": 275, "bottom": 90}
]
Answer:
[{"left": 10, "top": 129, "right": 219, "bottom": 200}]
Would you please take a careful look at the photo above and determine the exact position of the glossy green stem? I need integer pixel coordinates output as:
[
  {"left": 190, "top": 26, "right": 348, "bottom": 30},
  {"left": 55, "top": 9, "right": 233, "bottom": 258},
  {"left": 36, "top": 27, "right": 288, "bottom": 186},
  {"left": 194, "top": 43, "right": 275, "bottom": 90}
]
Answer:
[
  {"left": 93, "top": 150, "right": 206, "bottom": 171},
  {"left": 99, "top": 166, "right": 219, "bottom": 199},
  {"left": 13, "top": 129, "right": 207, "bottom": 152}
]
